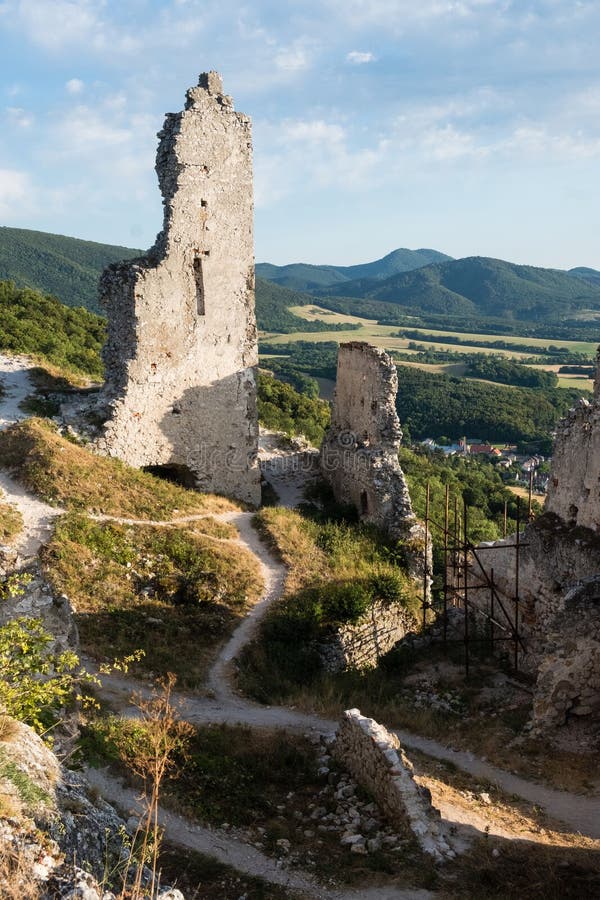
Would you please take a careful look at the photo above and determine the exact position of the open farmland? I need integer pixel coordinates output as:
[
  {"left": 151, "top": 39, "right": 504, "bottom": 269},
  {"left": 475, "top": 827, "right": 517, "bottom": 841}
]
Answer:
[{"left": 283, "top": 304, "right": 598, "bottom": 357}]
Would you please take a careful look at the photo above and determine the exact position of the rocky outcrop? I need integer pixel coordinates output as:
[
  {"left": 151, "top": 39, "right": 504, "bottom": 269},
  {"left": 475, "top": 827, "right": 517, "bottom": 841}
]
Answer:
[
  {"left": 0, "top": 719, "right": 183, "bottom": 898},
  {"left": 333, "top": 709, "right": 454, "bottom": 862},
  {"left": 99, "top": 71, "right": 260, "bottom": 506}
]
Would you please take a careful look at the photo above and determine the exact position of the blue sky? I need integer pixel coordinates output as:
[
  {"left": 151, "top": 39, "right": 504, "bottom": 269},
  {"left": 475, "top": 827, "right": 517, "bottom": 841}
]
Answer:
[{"left": 1, "top": 0, "right": 599, "bottom": 269}]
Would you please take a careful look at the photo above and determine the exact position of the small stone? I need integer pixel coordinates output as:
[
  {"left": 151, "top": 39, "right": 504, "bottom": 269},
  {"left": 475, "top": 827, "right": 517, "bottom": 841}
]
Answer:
[{"left": 350, "top": 840, "right": 368, "bottom": 855}]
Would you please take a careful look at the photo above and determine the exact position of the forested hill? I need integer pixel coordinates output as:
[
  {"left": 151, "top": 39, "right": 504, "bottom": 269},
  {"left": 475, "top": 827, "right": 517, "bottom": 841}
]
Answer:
[
  {"left": 0, "top": 226, "right": 142, "bottom": 313},
  {"left": 0, "top": 226, "right": 337, "bottom": 333},
  {"left": 4, "top": 225, "right": 600, "bottom": 329},
  {"left": 320, "top": 256, "right": 600, "bottom": 323},
  {"left": 256, "top": 247, "right": 451, "bottom": 292}
]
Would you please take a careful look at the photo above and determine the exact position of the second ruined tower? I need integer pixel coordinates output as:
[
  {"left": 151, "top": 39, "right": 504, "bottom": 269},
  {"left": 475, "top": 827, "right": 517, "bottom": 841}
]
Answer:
[{"left": 99, "top": 72, "right": 260, "bottom": 505}]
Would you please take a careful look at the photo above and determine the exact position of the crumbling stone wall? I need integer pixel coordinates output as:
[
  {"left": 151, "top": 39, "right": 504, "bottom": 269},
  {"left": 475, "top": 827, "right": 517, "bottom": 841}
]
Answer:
[
  {"left": 320, "top": 343, "right": 429, "bottom": 589},
  {"left": 316, "top": 599, "right": 415, "bottom": 672},
  {"left": 468, "top": 522, "right": 600, "bottom": 731},
  {"left": 333, "top": 709, "right": 454, "bottom": 861},
  {"left": 544, "top": 350, "right": 600, "bottom": 531},
  {"left": 467, "top": 353, "right": 600, "bottom": 730},
  {"left": 321, "top": 343, "right": 414, "bottom": 535},
  {"left": 99, "top": 72, "right": 260, "bottom": 505}
]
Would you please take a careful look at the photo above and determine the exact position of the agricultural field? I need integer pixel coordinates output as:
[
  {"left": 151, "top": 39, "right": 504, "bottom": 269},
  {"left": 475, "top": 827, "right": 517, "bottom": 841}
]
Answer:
[
  {"left": 261, "top": 303, "right": 597, "bottom": 397},
  {"left": 267, "top": 304, "right": 598, "bottom": 361}
]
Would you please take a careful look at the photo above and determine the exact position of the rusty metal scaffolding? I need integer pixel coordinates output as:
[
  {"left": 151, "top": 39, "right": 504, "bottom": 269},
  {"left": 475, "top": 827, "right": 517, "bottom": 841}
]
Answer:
[{"left": 420, "top": 482, "right": 528, "bottom": 677}]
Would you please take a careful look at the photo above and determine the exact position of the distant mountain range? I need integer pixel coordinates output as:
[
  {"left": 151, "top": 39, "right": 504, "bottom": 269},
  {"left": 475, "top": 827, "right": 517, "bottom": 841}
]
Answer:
[
  {"left": 256, "top": 247, "right": 452, "bottom": 291},
  {"left": 1, "top": 225, "right": 600, "bottom": 328},
  {"left": 317, "top": 256, "right": 600, "bottom": 323}
]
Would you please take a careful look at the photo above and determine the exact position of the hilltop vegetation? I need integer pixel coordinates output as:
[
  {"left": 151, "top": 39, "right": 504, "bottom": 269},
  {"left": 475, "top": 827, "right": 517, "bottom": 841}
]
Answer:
[
  {"left": 239, "top": 502, "right": 420, "bottom": 702},
  {"left": 257, "top": 372, "right": 330, "bottom": 444},
  {"left": 321, "top": 256, "right": 600, "bottom": 324},
  {"left": 0, "top": 418, "right": 238, "bottom": 518},
  {"left": 45, "top": 512, "right": 261, "bottom": 686},
  {"left": 0, "top": 226, "right": 141, "bottom": 313},
  {"left": 0, "top": 281, "right": 105, "bottom": 380},
  {"left": 256, "top": 247, "right": 451, "bottom": 292},
  {"left": 254, "top": 277, "right": 360, "bottom": 333}
]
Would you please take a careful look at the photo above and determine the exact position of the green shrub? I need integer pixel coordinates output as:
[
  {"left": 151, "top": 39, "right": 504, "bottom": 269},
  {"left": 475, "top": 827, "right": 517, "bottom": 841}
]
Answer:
[
  {"left": 321, "top": 582, "right": 373, "bottom": 624},
  {"left": 370, "top": 570, "right": 408, "bottom": 604},
  {"left": 0, "top": 616, "right": 86, "bottom": 734}
]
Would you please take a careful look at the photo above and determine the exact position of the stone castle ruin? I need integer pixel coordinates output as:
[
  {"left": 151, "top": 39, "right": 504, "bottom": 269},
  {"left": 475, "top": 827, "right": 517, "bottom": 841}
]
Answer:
[
  {"left": 98, "top": 72, "right": 260, "bottom": 505},
  {"left": 320, "top": 342, "right": 428, "bottom": 571},
  {"left": 468, "top": 348, "right": 600, "bottom": 730}
]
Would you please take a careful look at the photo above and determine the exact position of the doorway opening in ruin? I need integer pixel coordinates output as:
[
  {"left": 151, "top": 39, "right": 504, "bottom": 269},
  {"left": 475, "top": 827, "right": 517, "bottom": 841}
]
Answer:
[
  {"left": 143, "top": 464, "right": 198, "bottom": 489},
  {"left": 360, "top": 490, "right": 369, "bottom": 515}
]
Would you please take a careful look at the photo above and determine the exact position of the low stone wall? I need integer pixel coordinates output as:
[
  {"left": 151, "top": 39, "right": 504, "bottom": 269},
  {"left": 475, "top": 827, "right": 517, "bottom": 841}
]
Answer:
[
  {"left": 333, "top": 709, "right": 454, "bottom": 862},
  {"left": 316, "top": 600, "right": 414, "bottom": 672}
]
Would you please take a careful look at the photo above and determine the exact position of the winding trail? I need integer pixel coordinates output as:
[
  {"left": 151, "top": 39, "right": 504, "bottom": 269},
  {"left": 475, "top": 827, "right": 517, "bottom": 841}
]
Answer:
[
  {"left": 2, "top": 354, "right": 600, "bottom": 897},
  {"left": 0, "top": 355, "right": 62, "bottom": 557}
]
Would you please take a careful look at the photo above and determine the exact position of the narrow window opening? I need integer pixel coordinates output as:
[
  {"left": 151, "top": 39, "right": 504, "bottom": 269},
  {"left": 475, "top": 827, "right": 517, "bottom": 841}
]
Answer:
[{"left": 193, "top": 256, "right": 205, "bottom": 315}]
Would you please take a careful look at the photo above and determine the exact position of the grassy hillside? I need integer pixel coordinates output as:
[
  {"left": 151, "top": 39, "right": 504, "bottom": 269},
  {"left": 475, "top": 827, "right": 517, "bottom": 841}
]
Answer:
[
  {"left": 395, "top": 364, "right": 581, "bottom": 448},
  {"left": 256, "top": 247, "right": 451, "bottom": 291},
  {"left": 321, "top": 256, "right": 600, "bottom": 323},
  {"left": 0, "top": 226, "right": 142, "bottom": 313}
]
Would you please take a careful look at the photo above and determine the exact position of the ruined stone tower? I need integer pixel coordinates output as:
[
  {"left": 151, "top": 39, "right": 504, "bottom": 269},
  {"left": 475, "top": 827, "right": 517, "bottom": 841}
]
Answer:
[
  {"left": 99, "top": 72, "right": 260, "bottom": 505},
  {"left": 320, "top": 342, "right": 417, "bottom": 536}
]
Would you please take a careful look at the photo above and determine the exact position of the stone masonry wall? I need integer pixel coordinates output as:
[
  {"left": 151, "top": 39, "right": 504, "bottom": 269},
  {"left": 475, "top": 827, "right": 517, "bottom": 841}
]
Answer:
[
  {"left": 99, "top": 72, "right": 260, "bottom": 505},
  {"left": 466, "top": 355, "right": 600, "bottom": 730},
  {"left": 333, "top": 709, "right": 454, "bottom": 862},
  {"left": 320, "top": 342, "right": 430, "bottom": 589},
  {"left": 544, "top": 350, "right": 600, "bottom": 531},
  {"left": 321, "top": 342, "right": 415, "bottom": 537},
  {"left": 316, "top": 599, "right": 415, "bottom": 673}
]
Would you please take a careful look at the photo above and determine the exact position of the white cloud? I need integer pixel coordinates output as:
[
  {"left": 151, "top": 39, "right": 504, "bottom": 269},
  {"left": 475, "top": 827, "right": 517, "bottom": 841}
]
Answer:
[
  {"left": 66, "top": 78, "right": 84, "bottom": 95},
  {"left": 274, "top": 42, "right": 311, "bottom": 72},
  {"left": 12, "top": 0, "right": 102, "bottom": 51},
  {"left": 503, "top": 125, "right": 600, "bottom": 160},
  {"left": 5, "top": 106, "right": 33, "bottom": 128},
  {"left": 346, "top": 50, "right": 375, "bottom": 64},
  {"left": 254, "top": 116, "right": 389, "bottom": 205},
  {"left": 0, "top": 167, "right": 33, "bottom": 215}
]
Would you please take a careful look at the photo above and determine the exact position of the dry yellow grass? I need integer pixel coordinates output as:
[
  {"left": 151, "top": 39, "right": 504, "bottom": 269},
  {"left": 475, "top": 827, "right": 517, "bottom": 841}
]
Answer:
[
  {"left": 0, "top": 494, "right": 23, "bottom": 543},
  {"left": 0, "top": 418, "right": 240, "bottom": 518},
  {"left": 256, "top": 507, "right": 329, "bottom": 594}
]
